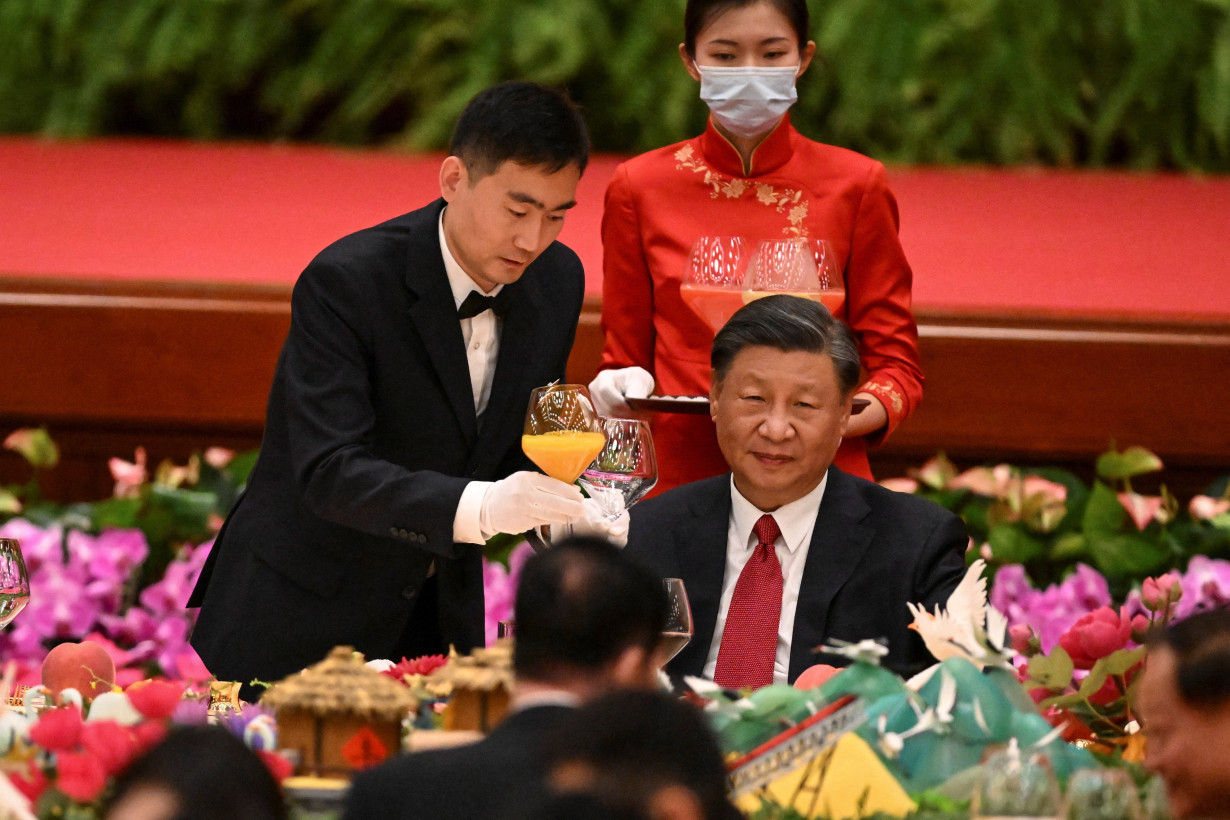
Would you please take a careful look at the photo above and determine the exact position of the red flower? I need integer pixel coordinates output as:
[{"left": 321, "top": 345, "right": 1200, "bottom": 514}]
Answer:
[
  {"left": 1009, "top": 623, "right": 1039, "bottom": 656},
  {"left": 54, "top": 750, "right": 108, "bottom": 803},
  {"left": 9, "top": 759, "right": 48, "bottom": 803},
  {"left": 382, "top": 654, "right": 447, "bottom": 684},
  {"left": 1058, "top": 606, "right": 1134, "bottom": 669},
  {"left": 28, "top": 706, "right": 84, "bottom": 753},
  {"left": 258, "top": 750, "right": 294, "bottom": 784},
  {"left": 125, "top": 679, "right": 186, "bottom": 720},
  {"left": 80, "top": 720, "right": 140, "bottom": 777},
  {"left": 132, "top": 720, "right": 168, "bottom": 754},
  {"left": 1142, "top": 573, "right": 1182, "bottom": 611}
]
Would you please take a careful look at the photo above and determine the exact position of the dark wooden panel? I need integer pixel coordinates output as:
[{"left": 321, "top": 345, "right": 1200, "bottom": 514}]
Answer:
[{"left": 2, "top": 280, "right": 1228, "bottom": 503}]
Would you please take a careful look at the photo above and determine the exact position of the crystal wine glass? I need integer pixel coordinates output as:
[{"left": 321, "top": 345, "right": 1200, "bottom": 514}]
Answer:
[
  {"left": 679, "top": 236, "right": 750, "bottom": 333},
  {"left": 0, "top": 538, "right": 31, "bottom": 628},
  {"left": 970, "top": 742, "right": 1062, "bottom": 819},
  {"left": 659, "top": 578, "right": 694, "bottom": 664},
  {"left": 579, "top": 418, "right": 658, "bottom": 521},
  {"left": 522, "top": 384, "right": 607, "bottom": 484},
  {"left": 743, "top": 238, "right": 821, "bottom": 304},
  {"left": 1063, "top": 768, "right": 1143, "bottom": 820}
]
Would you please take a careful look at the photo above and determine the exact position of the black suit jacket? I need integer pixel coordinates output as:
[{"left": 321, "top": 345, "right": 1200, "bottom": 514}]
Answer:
[
  {"left": 188, "top": 200, "right": 583, "bottom": 685},
  {"left": 341, "top": 704, "right": 572, "bottom": 820},
  {"left": 624, "top": 467, "right": 969, "bottom": 681}
]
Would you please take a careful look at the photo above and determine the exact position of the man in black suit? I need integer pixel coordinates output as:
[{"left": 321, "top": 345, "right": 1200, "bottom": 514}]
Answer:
[
  {"left": 625, "top": 295, "right": 968, "bottom": 688},
  {"left": 189, "top": 82, "right": 616, "bottom": 690},
  {"left": 341, "top": 537, "right": 668, "bottom": 820}
]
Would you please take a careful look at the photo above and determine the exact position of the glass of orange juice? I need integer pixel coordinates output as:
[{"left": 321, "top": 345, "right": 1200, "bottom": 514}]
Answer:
[
  {"left": 522, "top": 384, "right": 606, "bottom": 484},
  {"left": 679, "top": 235, "right": 750, "bottom": 333}
]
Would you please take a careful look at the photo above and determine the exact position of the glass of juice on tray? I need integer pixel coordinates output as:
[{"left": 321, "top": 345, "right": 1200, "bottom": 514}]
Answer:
[
  {"left": 680, "top": 235, "right": 750, "bottom": 333},
  {"left": 522, "top": 384, "right": 606, "bottom": 484}
]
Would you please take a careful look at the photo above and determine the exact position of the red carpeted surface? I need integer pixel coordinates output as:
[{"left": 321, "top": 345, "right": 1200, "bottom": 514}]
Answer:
[{"left": 2, "top": 136, "right": 1229, "bottom": 319}]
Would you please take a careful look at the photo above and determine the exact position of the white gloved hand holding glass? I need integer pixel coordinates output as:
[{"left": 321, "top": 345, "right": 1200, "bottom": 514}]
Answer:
[
  {"left": 545, "top": 497, "right": 629, "bottom": 548},
  {"left": 480, "top": 471, "right": 586, "bottom": 535},
  {"left": 587, "top": 367, "right": 655, "bottom": 417}
]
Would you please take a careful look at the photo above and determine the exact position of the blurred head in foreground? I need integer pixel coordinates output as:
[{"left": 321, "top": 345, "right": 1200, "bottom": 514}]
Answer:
[
  {"left": 514, "top": 536, "right": 668, "bottom": 696},
  {"left": 539, "top": 690, "right": 741, "bottom": 820},
  {"left": 104, "top": 725, "right": 285, "bottom": 820},
  {"left": 1139, "top": 607, "right": 1230, "bottom": 819}
]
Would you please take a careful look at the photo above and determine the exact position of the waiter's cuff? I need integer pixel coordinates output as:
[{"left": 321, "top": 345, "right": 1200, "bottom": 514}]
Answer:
[{"left": 454, "top": 481, "right": 494, "bottom": 545}]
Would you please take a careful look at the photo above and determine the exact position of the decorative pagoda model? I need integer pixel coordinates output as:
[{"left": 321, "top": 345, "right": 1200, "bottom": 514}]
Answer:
[
  {"left": 261, "top": 646, "right": 416, "bottom": 777},
  {"left": 424, "top": 641, "right": 514, "bottom": 733}
]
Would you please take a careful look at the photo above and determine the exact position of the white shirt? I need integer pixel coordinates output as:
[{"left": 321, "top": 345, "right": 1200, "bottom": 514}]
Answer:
[
  {"left": 441, "top": 209, "right": 505, "bottom": 546},
  {"left": 702, "top": 474, "right": 829, "bottom": 685}
]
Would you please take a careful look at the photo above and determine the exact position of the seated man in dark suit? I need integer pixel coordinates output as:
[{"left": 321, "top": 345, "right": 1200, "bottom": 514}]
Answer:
[
  {"left": 341, "top": 537, "right": 668, "bottom": 820},
  {"left": 625, "top": 295, "right": 968, "bottom": 689}
]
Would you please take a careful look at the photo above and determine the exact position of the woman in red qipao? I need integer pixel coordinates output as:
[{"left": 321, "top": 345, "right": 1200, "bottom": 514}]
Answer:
[{"left": 590, "top": 0, "right": 923, "bottom": 494}]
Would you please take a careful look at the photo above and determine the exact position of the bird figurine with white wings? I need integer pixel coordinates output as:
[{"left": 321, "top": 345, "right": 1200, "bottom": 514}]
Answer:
[{"left": 906, "top": 559, "right": 1013, "bottom": 671}]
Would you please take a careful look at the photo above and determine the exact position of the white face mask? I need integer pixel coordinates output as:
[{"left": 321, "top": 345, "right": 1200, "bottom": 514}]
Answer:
[{"left": 696, "top": 64, "right": 799, "bottom": 139}]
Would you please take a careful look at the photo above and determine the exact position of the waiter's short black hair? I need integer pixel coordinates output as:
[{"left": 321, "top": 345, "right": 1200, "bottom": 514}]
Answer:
[
  {"left": 514, "top": 537, "right": 666, "bottom": 683},
  {"left": 711, "top": 294, "right": 860, "bottom": 393},
  {"left": 449, "top": 81, "right": 589, "bottom": 180}
]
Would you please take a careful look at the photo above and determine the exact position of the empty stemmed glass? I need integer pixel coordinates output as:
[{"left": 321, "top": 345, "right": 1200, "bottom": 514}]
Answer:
[
  {"left": 659, "top": 579, "right": 694, "bottom": 664},
  {"left": 744, "top": 238, "right": 820, "bottom": 300},
  {"left": 0, "top": 538, "right": 31, "bottom": 628},
  {"left": 679, "top": 236, "right": 750, "bottom": 333},
  {"left": 522, "top": 384, "right": 607, "bottom": 484},
  {"left": 579, "top": 418, "right": 658, "bottom": 521},
  {"left": 809, "top": 238, "right": 846, "bottom": 315}
]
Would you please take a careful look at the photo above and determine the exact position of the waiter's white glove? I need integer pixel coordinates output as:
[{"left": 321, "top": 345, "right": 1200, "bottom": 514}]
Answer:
[
  {"left": 480, "top": 472, "right": 585, "bottom": 535},
  {"left": 588, "top": 367, "right": 655, "bottom": 417},
  {"left": 546, "top": 497, "right": 629, "bottom": 548}
]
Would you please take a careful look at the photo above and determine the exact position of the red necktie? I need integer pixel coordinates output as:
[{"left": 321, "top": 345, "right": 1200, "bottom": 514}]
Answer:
[{"left": 713, "top": 514, "right": 783, "bottom": 690}]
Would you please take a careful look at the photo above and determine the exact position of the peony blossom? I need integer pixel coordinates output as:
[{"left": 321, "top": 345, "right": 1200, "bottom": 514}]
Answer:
[
  {"left": 52, "top": 751, "right": 108, "bottom": 803},
  {"left": 1057, "top": 607, "right": 1135, "bottom": 669},
  {"left": 1008, "top": 623, "right": 1037, "bottom": 656},
  {"left": 125, "top": 680, "right": 185, "bottom": 721}
]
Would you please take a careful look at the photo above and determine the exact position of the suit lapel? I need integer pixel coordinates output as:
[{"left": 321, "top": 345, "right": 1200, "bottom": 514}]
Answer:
[
  {"left": 789, "top": 467, "right": 875, "bottom": 679},
  {"left": 403, "top": 206, "right": 478, "bottom": 446},
  {"left": 670, "top": 477, "right": 732, "bottom": 677}
]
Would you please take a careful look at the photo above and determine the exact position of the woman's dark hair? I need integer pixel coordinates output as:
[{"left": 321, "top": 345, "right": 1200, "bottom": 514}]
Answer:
[
  {"left": 683, "top": 0, "right": 811, "bottom": 58},
  {"left": 1147, "top": 607, "right": 1230, "bottom": 707},
  {"left": 105, "top": 725, "right": 286, "bottom": 820},
  {"left": 711, "top": 294, "right": 860, "bottom": 394},
  {"left": 449, "top": 81, "right": 589, "bottom": 180}
]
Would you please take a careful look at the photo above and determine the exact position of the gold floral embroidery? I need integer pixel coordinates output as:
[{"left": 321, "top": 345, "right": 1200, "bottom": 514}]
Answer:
[
  {"left": 675, "top": 145, "right": 808, "bottom": 237},
  {"left": 862, "top": 379, "right": 905, "bottom": 417}
]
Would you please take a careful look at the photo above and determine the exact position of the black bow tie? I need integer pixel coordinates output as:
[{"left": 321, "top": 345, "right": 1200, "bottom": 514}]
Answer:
[{"left": 457, "top": 290, "right": 507, "bottom": 320}]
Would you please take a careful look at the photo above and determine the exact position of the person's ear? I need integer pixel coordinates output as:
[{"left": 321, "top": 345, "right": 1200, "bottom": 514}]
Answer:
[
  {"left": 709, "top": 374, "right": 721, "bottom": 422},
  {"left": 679, "top": 44, "right": 702, "bottom": 83},
  {"left": 610, "top": 645, "right": 656, "bottom": 689},
  {"left": 439, "top": 156, "right": 466, "bottom": 202},
  {"left": 647, "top": 785, "right": 706, "bottom": 820},
  {"left": 798, "top": 40, "right": 817, "bottom": 77}
]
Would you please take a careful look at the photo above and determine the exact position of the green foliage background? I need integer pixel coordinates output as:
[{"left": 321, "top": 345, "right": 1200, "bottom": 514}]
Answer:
[{"left": 2, "top": 0, "right": 1229, "bottom": 170}]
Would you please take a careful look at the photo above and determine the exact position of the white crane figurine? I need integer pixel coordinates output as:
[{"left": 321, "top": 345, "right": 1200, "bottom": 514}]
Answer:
[{"left": 906, "top": 559, "right": 1013, "bottom": 672}]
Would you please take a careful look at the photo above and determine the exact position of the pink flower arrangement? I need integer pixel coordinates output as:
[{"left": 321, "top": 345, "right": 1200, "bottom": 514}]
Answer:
[
  {"left": 0, "top": 518, "right": 213, "bottom": 689},
  {"left": 481, "top": 541, "right": 535, "bottom": 646}
]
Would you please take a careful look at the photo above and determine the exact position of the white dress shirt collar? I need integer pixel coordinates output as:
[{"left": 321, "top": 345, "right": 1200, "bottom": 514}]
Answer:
[{"left": 729, "top": 472, "right": 829, "bottom": 553}]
